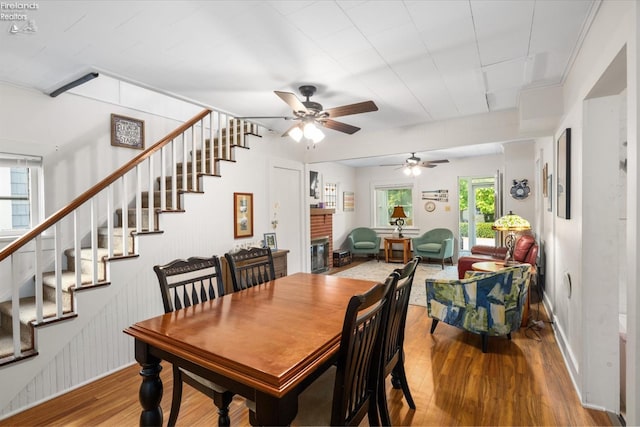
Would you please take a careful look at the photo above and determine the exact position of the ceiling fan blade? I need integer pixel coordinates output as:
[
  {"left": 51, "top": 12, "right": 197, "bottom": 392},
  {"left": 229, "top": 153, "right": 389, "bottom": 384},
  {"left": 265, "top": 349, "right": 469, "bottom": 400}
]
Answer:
[
  {"left": 321, "top": 119, "right": 360, "bottom": 134},
  {"left": 274, "top": 91, "right": 308, "bottom": 114},
  {"left": 425, "top": 159, "right": 450, "bottom": 164},
  {"left": 324, "top": 101, "right": 378, "bottom": 118}
]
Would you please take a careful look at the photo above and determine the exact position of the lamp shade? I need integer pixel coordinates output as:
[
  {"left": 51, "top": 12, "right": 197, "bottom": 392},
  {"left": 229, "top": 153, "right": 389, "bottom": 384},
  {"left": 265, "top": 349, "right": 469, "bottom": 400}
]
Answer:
[
  {"left": 492, "top": 211, "right": 531, "bottom": 231},
  {"left": 391, "top": 206, "right": 407, "bottom": 219}
]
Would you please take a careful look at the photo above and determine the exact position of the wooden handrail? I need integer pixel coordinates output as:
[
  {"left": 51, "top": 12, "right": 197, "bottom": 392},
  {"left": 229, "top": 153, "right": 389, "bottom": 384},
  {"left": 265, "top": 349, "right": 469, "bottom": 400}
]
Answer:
[{"left": 0, "top": 109, "right": 212, "bottom": 263}]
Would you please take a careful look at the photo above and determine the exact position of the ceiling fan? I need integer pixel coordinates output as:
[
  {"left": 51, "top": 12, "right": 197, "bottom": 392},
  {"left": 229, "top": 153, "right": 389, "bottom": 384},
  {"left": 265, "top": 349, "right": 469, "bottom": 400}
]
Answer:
[
  {"left": 382, "top": 153, "right": 449, "bottom": 176},
  {"left": 242, "top": 85, "right": 378, "bottom": 143}
]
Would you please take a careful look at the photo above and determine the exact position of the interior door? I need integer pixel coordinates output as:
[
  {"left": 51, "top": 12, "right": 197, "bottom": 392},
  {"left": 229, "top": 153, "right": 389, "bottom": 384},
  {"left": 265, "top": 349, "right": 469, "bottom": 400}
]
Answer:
[{"left": 271, "top": 164, "right": 303, "bottom": 273}]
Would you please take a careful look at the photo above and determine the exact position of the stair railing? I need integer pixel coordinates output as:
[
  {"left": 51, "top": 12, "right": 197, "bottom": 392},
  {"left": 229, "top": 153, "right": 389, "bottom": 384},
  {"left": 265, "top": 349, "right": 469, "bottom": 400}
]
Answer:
[{"left": 0, "top": 108, "right": 259, "bottom": 362}]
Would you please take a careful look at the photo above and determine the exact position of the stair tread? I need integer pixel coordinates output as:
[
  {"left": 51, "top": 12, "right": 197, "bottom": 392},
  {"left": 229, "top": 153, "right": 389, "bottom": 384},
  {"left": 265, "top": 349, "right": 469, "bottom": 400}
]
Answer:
[
  {"left": 0, "top": 297, "right": 66, "bottom": 323},
  {"left": 42, "top": 270, "right": 95, "bottom": 289}
]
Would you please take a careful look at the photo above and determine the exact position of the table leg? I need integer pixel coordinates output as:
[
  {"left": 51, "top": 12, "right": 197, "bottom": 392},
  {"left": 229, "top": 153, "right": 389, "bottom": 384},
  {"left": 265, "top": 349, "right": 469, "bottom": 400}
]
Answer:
[
  {"left": 249, "top": 392, "right": 298, "bottom": 426},
  {"left": 135, "top": 340, "right": 163, "bottom": 427}
]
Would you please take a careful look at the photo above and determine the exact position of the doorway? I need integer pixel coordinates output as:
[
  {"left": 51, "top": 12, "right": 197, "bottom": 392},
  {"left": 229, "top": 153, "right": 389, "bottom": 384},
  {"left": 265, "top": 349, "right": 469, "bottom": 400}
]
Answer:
[{"left": 458, "top": 176, "right": 497, "bottom": 251}]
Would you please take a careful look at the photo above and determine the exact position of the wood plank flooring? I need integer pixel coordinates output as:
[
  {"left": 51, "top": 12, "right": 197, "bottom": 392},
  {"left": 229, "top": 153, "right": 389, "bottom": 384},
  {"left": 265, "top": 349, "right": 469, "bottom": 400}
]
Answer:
[{"left": 1, "top": 300, "right": 613, "bottom": 426}]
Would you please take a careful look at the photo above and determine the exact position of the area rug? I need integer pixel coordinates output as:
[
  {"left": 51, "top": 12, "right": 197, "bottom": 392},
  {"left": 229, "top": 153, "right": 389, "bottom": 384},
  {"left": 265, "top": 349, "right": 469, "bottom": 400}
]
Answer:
[{"left": 332, "top": 260, "right": 458, "bottom": 307}]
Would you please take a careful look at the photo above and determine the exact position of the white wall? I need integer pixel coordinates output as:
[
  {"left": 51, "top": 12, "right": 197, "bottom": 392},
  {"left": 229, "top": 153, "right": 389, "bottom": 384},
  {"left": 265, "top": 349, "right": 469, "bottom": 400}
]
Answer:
[{"left": 547, "top": 0, "right": 638, "bottom": 419}]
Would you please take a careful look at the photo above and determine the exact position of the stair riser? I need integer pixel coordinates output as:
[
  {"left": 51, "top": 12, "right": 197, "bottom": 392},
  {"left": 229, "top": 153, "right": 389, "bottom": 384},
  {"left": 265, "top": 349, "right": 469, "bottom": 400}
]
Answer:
[
  {"left": 64, "top": 254, "right": 106, "bottom": 278},
  {"left": 97, "top": 234, "right": 134, "bottom": 255},
  {"left": 43, "top": 286, "right": 72, "bottom": 311},
  {"left": 0, "top": 311, "right": 32, "bottom": 339},
  {"left": 176, "top": 161, "right": 215, "bottom": 176},
  {"left": 141, "top": 191, "right": 180, "bottom": 209},
  {"left": 115, "top": 208, "right": 153, "bottom": 230},
  {"left": 158, "top": 175, "right": 200, "bottom": 191}
]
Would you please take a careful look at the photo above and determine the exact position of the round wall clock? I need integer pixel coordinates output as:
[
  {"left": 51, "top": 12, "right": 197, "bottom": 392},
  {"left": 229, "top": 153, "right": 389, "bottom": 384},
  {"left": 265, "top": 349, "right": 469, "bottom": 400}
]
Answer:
[
  {"left": 424, "top": 201, "right": 436, "bottom": 212},
  {"left": 510, "top": 179, "right": 530, "bottom": 200}
]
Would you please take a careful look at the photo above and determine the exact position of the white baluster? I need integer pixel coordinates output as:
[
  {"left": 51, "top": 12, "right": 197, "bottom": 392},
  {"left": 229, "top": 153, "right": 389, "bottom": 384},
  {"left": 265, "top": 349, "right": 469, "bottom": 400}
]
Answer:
[
  {"left": 35, "top": 235, "right": 43, "bottom": 323},
  {"left": 147, "top": 157, "right": 154, "bottom": 231},
  {"left": 54, "top": 222, "right": 63, "bottom": 317},
  {"left": 74, "top": 210, "right": 82, "bottom": 290},
  {"left": 136, "top": 164, "right": 142, "bottom": 234},
  {"left": 11, "top": 254, "right": 20, "bottom": 356},
  {"left": 160, "top": 146, "right": 166, "bottom": 210},
  {"left": 121, "top": 174, "right": 128, "bottom": 256},
  {"left": 171, "top": 137, "right": 177, "bottom": 209},
  {"left": 97, "top": 195, "right": 103, "bottom": 283}
]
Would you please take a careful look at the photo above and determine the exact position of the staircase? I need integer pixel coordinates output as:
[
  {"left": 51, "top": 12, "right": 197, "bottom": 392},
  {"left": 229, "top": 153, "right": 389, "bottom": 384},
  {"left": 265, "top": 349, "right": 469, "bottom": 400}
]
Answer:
[{"left": 0, "top": 110, "right": 259, "bottom": 366}]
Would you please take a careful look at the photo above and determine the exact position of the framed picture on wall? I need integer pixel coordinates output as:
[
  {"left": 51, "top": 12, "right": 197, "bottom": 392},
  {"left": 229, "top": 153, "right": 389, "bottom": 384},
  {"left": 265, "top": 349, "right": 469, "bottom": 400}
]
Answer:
[
  {"left": 343, "top": 191, "right": 354, "bottom": 212},
  {"left": 234, "top": 192, "right": 254, "bottom": 238},
  {"left": 557, "top": 128, "right": 571, "bottom": 219},
  {"left": 111, "top": 114, "right": 145, "bottom": 149}
]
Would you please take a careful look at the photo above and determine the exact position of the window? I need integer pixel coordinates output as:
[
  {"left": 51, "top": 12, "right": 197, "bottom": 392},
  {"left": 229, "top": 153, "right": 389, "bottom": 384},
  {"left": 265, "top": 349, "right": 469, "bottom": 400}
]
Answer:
[
  {"left": 0, "top": 153, "right": 43, "bottom": 235},
  {"left": 324, "top": 182, "right": 337, "bottom": 209},
  {"left": 374, "top": 185, "right": 413, "bottom": 228}
]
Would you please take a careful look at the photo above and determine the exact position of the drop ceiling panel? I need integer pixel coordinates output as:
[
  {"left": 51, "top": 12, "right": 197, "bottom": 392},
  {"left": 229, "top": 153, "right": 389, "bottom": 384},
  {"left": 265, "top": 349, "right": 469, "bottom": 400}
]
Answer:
[
  {"left": 285, "top": 1, "right": 353, "bottom": 39},
  {"left": 342, "top": 1, "right": 412, "bottom": 37},
  {"left": 483, "top": 57, "right": 527, "bottom": 92},
  {"left": 471, "top": 0, "right": 535, "bottom": 66}
]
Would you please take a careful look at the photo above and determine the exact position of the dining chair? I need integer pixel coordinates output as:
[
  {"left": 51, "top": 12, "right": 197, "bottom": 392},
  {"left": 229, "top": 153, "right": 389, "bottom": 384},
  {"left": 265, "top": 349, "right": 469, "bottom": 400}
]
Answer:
[
  {"left": 377, "top": 256, "right": 421, "bottom": 426},
  {"left": 224, "top": 247, "right": 276, "bottom": 292},
  {"left": 153, "top": 256, "right": 234, "bottom": 427},
  {"left": 291, "top": 271, "right": 400, "bottom": 426}
]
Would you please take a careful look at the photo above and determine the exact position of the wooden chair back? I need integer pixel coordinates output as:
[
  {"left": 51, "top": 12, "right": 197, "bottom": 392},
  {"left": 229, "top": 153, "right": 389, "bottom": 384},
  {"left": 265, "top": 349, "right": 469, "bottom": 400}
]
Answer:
[
  {"left": 225, "top": 247, "right": 276, "bottom": 292},
  {"left": 153, "top": 256, "right": 225, "bottom": 313},
  {"left": 377, "top": 257, "right": 421, "bottom": 425},
  {"left": 384, "top": 256, "right": 421, "bottom": 372},
  {"left": 331, "top": 271, "right": 399, "bottom": 426}
]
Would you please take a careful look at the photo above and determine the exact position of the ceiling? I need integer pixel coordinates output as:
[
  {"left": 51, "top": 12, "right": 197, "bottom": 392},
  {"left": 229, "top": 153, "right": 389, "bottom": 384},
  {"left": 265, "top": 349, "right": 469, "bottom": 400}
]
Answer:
[{"left": 2, "top": 0, "right": 596, "bottom": 158}]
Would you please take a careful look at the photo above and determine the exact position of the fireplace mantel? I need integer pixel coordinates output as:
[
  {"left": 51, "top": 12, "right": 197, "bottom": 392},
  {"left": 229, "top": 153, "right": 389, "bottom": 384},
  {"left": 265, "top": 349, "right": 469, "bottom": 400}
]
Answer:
[{"left": 310, "top": 208, "right": 335, "bottom": 215}]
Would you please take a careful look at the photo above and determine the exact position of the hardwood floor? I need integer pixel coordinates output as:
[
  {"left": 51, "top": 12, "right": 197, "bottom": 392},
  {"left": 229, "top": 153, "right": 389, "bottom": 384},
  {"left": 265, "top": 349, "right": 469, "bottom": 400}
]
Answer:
[{"left": 1, "top": 297, "right": 613, "bottom": 427}]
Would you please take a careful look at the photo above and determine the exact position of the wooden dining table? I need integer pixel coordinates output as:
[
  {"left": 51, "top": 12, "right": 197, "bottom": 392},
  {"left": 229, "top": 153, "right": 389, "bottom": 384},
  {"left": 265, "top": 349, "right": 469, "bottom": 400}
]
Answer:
[{"left": 124, "top": 272, "right": 378, "bottom": 426}]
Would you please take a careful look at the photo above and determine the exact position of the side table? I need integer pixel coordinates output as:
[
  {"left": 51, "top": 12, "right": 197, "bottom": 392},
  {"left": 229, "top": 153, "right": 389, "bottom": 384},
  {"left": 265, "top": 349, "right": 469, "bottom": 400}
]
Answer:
[{"left": 384, "top": 237, "right": 411, "bottom": 264}]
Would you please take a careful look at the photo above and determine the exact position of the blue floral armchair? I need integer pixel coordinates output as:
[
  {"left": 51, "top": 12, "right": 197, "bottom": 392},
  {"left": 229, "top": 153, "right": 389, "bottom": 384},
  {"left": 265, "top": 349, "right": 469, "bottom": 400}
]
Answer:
[{"left": 425, "top": 264, "right": 531, "bottom": 352}]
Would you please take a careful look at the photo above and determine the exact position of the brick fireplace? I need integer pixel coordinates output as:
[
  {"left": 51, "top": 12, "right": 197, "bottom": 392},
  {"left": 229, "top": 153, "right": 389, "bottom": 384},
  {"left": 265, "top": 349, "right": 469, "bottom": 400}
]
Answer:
[{"left": 310, "top": 208, "right": 334, "bottom": 272}]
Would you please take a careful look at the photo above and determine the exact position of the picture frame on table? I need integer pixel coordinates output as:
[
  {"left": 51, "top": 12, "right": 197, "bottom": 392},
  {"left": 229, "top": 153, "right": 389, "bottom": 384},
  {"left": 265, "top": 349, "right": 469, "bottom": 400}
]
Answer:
[
  {"left": 111, "top": 114, "right": 145, "bottom": 149},
  {"left": 264, "top": 232, "right": 277, "bottom": 251},
  {"left": 234, "top": 192, "right": 254, "bottom": 238}
]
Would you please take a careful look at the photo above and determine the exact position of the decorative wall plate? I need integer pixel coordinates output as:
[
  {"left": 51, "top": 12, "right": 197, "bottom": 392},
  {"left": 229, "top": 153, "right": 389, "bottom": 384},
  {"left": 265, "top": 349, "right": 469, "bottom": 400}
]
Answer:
[
  {"left": 424, "top": 201, "right": 436, "bottom": 212},
  {"left": 510, "top": 179, "right": 530, "bottom": 200}
]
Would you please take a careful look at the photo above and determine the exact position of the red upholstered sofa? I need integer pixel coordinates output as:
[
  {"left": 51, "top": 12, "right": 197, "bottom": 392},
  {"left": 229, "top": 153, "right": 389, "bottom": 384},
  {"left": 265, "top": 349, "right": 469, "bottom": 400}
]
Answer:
[{"left": 457, "top": 234, "right": 538, "bottom": 279}]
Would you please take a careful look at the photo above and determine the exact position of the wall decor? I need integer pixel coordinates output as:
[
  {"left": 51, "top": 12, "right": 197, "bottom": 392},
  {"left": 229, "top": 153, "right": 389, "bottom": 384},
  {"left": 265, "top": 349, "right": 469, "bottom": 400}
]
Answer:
[
  {"left": 233, "top": 192, "right": 254, "bottom": 238},
  {"left": 310, "top": 170, "right": 320, "bottom": 199},
  {"left": 547, "top": 173, "right": 553, "bottom": 212},
  {"left": 510, "top": 179, "right": 530, "bottom": 200},
  {"left": 557, "top": 128, "right": 571, "bottom": 219},
  {"left": 421, "top": 189, "right": 448, "bottom": 202},
  {"left": 264, "top": 232, "right": 277, "bottom": 250},
  {"left": 542, "top": 163, "right": 549, "bottom": 197},
  {"left": 424, "top": 201, "right": 436, "bottom": 212},
  {"left": 111, "top": 114, "right": 145, "bottom": 149},
  {"left": 343, "top": 191, "right": 354, "bottom": 212}
]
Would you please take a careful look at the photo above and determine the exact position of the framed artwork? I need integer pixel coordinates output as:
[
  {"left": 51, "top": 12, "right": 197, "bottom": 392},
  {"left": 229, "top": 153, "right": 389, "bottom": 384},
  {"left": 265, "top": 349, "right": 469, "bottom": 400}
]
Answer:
[
  {"left": 264, "top": 232, "right": 277, "bottom": 250},
  {"left": 542, "top": 163, "right": 548, "bottom": 197},
  {"left": 233, "top": 192, "right": 254, "bottom": 238},
  {"left": 343, "top": 191, "right": 354, "bottom": 211},
  {"left": 111, "top": 114, "right": 145, "bottom": 149},
  {"left": 547, "top": 173, "right": 553, "bottom": 212},
  {"left": 310, "top": 170, "right": 320, "bottom": 199},
  {"left": 557, "top": 128, "right": 571, "bottom": 219}
]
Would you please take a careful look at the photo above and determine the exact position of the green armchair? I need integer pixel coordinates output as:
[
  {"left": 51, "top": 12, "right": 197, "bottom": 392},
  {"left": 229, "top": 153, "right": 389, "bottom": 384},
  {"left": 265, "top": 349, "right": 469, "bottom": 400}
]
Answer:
[
  {"left": 411, "top": 228, "right": 454, "bottom": 269},
  {"left": 346, "top": 227, "right": 381, "bottom": 261},
  {"left": 425, "top": 264, "right": 532, "bottom": 352}
]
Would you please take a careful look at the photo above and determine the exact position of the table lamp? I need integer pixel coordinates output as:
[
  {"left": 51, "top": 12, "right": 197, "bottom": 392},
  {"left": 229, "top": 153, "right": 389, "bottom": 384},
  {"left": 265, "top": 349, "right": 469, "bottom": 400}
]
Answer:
[
  {"left": 492, "top": 210, "right": 531, "bottom": 265},
  {"left": 391, "top": 206, "right": 408, "bottom": 237}
]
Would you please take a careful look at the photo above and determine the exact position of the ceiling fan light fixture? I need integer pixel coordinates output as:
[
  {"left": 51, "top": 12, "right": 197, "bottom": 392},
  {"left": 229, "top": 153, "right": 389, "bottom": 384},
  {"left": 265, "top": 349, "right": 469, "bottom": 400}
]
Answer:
[
  {"left": 288, "top": 126, "right": 303, "bottom": 142},
  {"left": 412, "top": 166, "right": 422, "bottom": 176}
]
